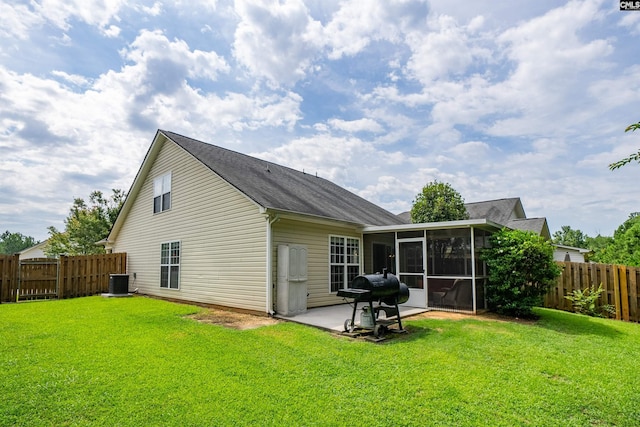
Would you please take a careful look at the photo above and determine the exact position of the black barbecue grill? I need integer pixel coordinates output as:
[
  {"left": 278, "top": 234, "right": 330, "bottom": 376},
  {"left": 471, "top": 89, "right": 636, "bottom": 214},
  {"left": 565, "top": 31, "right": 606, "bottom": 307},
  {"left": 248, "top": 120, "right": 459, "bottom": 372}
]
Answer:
[{"left": 337, "top": 269, "right": 409, "bottom": 338}]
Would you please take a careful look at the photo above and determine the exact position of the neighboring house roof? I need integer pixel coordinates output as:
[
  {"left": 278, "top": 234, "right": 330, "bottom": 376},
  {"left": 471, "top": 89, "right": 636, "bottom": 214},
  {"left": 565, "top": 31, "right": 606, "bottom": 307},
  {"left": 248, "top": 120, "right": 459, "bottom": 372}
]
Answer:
[
  {"left": 507, "top": 217, "right": 551, "bottom": 240},
  {"left": 467, "top": 198, "right": 553, "bottom": 239},
  {"left": 396, "top": 211, "right": 411, "bottom": 223},
  {"left": 553, "top": 244, "right": 593, "bottom": 254},
  {"left": 397, "top": 197, "right": 526, "bottom": 227},
  {"left": 553, "top": 244, "right": 591, "bottom": 262},
  {"left": 553, "top": 244, "right": 591, "bottom": 254},
  {"left": 18, "top": 240, "right": 48, "bottom": 260},
  {"left": 465, "top": 197, "right": 526, "bottom": 224},
  {"left": 396, "top": 197, "right": 552, "bottom": 238}
]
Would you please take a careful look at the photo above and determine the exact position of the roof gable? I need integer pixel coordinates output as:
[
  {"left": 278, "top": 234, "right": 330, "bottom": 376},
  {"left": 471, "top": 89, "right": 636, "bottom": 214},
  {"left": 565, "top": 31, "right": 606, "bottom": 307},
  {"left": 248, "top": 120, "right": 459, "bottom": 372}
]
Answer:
[
  {"left": 507, "top": 217, "right": 551, "bottom": 240},
  {"left": 465, "top": 198, "right": 525, "bottom": 225},
  {"left": 398, "top": 197, "right": 527, "bottom": 226},
  {"left": 162, "top": 131, "right": 402, "bottom": 226}
]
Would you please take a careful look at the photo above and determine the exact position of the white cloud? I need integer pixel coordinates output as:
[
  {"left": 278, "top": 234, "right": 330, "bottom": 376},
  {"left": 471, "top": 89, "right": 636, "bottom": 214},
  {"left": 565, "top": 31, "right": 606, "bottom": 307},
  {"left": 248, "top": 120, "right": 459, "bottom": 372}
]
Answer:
[
  {"left": 33, "top": 0, "right": 127, "bottom": 31},
  {"left": 328, "top": 118, "right": 384, "bottom": 133},
  {"left": 232, "top": 0, "right": 323, "bottom": 87},
  {"left": 51, "top": 70, "right": 92, "bottom": 87},
  {"left": 485, "top": 0, "right": 613, "bottom": 133},
  {"left": 324, "top": 0, "right": 430, "bottom": 59},
  {"left": 104, "top": 24, "right": 121, "bottom": 38},
  {"left": 0, "top": 2, "right": 44, "bottom": 40},
  {"left": 619, "top": 10, "right": 640, "bottom": 35},
  {"left": 1, "top": 0, "right": 639, "bottom": 240},
  {"left": 122, "top": 29, "right": 230, "bottom": 82},
  {"left": 255, "top": 131, "right": 409, "bottom": 187},
  {"left": 141, "top": 1, "right": 163, "bottom": 17},
  {"left": 447, "top": 140, "right": 490, "bottom": 159},
  {"left": 404, "top": 14, "right": 490, "bottom": 84},
  {"left": 0, "top": 25, "right": 305, "bottom": 237}
]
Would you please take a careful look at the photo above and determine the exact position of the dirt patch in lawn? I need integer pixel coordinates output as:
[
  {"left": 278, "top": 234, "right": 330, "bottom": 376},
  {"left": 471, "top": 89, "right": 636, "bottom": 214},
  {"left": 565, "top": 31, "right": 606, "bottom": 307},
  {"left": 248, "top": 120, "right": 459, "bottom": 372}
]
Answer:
[
  {"left": 409, "top": 310, "right": 537, "bottom": 325},
  {"left": 188, "top": 309, "right": 281, "bottom": 330}
]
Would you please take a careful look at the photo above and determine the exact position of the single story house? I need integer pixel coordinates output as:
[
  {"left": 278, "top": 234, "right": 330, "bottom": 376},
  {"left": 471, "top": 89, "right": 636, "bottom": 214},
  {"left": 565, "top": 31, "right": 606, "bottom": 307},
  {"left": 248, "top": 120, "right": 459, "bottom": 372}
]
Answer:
[
  {"left": 105, "top": 130, "right": 549, "bottom": 315},
  {"left": 553, "top": 244, "right": 591, "bottom": 262},
  {"left": 18, "top": 240, "right": 49, "bottom": 260}
]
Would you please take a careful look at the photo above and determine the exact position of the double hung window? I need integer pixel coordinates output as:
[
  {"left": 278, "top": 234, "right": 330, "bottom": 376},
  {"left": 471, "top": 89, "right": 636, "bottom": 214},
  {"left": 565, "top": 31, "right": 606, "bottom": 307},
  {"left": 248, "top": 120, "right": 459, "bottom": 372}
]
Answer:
[
  {"left": 160, "top": 241, "right": 180, "bottom": 289},
  {"left": 330, "top": 236, "right": 360, "bottom": 292},
  {"left": 154, "top": 173, "right": 171, "bottom": 213}
]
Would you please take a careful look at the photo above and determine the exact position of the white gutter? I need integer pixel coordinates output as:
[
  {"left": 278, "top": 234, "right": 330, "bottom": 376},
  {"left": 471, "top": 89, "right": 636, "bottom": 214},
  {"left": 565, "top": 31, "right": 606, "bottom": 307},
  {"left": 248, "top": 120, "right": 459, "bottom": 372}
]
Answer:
[
  {"left": 265, "top": 212, "right": 280, "bottom": 315},
  {"left": 363, "top": 218, "right": 503, "bottom": 233}
]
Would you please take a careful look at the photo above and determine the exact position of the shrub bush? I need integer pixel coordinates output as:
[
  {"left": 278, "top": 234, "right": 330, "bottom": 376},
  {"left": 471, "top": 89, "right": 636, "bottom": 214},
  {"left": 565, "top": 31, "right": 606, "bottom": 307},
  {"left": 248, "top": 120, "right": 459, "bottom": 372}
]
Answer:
[
  {"left": 481, "top": 228, "right": 561, "bottom": 318},
  {"left": 564, "top": 283, "right": 615, "bottom": 318}
]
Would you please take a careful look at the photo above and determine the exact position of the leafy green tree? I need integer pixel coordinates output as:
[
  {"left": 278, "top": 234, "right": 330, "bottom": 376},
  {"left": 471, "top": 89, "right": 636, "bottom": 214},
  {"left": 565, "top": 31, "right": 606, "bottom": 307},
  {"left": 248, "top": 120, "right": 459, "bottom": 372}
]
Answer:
[
  {"left": 410, "top": 180, "right": 469, "bottom": 223},
  {"left": 45, "top": 189, "right": 125, "bottom": 256},
  {"left": 481, "top": 228, "right": 561, "bottom": 318},
  {"left": 590, "top": 213, "right": 640, "bottom": 267},
  {"left": 0, "top": 231, "right": 38, "bottom": 254},
  {"left": 609, "top": 121, "right": 640, "bottom": 170},
  {"left": 584, "top": 234, "right": 614, "bottom": 263},
  {"left": 552, "top": 225, "right": 587, "bottom": 248}
]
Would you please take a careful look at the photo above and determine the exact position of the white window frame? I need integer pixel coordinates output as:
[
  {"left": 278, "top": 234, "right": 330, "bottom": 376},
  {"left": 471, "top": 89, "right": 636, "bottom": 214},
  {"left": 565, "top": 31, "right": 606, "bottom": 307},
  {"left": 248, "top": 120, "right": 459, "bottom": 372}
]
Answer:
[
  {"left": 329, "top": 235, "right": 360, "bottom": 293},
  {"left": 153, "top": 172, "right": 172, "bottom": 213},
  {"left": 160, "top": 241, "right": 180, "bottom": 289}
]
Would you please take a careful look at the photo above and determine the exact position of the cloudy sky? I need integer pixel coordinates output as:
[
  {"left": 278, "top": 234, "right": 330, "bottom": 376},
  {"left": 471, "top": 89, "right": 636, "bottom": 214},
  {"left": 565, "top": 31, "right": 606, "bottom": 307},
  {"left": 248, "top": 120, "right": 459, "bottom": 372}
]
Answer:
[{"left": 1, "top": 0, "right": 639, "bottom": 242}]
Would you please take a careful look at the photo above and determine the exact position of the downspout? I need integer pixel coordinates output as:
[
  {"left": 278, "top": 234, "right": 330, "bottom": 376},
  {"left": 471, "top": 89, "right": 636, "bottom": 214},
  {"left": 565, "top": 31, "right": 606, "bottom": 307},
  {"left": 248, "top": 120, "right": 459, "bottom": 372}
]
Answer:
[{"left": 265, "top": 212, "right": 280, "bottom": 315}]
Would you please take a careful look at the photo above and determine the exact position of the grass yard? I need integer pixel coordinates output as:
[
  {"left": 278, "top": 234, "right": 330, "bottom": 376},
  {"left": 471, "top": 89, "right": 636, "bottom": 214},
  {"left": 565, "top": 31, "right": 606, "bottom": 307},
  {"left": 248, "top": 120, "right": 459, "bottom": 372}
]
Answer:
[{"left": 1, "top": 297, "right": 639, "bottom": 426}]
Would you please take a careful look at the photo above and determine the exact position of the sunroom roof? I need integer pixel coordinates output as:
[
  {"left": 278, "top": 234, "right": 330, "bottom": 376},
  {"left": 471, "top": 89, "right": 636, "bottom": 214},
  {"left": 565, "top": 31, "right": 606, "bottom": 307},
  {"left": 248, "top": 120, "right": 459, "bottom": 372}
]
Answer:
[{"left": 362, "top": 218, "right": 504, "bottom": 233}]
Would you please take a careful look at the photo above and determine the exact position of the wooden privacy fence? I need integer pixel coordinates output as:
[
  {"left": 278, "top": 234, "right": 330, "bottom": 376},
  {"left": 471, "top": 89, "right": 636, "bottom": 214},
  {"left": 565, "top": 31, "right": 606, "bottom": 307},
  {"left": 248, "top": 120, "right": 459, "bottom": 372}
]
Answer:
[
  {"left": 545, "top": 261, "right": 640, "bottom": 323},
  {"left": 0, "top": 253, "right": 127, "bottom": 303}
]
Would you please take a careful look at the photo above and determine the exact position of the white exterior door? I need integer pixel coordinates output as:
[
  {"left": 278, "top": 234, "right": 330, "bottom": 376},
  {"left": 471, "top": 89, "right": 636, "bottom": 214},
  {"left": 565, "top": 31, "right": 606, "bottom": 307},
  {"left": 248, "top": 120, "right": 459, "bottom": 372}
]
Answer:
[{"left": 397, "top": 238, "right": 426, "bottom": 308}]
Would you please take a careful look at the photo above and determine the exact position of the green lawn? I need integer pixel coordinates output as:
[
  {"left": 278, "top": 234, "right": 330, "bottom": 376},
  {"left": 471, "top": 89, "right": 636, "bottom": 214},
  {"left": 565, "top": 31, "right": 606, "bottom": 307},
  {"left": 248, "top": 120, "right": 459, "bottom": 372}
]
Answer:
[{"left": 1, "top": 297, "right": 639, "bottom": 426}]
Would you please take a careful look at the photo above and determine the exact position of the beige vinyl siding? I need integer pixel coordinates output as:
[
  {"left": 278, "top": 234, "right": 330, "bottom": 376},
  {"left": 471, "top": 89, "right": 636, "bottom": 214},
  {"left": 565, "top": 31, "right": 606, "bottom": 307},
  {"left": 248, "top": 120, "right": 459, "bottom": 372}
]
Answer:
[
  {"left": 272, "top": 218, "right": 362, "bottom": 308},
  {"left": 112, "top": 139, "right": 267, "bottom": 312}
]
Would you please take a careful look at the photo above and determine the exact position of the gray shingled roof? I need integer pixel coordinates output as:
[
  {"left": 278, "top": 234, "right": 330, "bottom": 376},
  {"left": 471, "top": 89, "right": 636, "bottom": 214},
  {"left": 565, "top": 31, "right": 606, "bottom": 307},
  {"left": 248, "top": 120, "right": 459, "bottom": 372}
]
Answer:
[
  {"left": 162, "top": 131, "right": 404, "bottom": 226},
  {"left": 465, "top": 198, "right": 525, "bottom": 225},
  {"left": 507, "top": 218, "right": 550, "bottom": 239},
  {"left": 396, "top": 211, "right": 411, "bottom": 223},
  {"left": 397, "top": 198, "right": 525, "bottom": 226}
]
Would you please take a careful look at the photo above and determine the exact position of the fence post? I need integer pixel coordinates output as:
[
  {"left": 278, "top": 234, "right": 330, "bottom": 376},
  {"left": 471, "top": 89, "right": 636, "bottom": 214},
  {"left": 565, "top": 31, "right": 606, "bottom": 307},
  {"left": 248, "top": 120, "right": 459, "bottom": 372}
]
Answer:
[
  {"left": 0, "top": 256, "right": 5, "bottom": 303},
  {"left": 58, "top": 255, "right": 66, "bottom": 299},
  {"left": 613, "top": 266, "right": 621, "bottom": 320},
  {"left": 630, "top": 267, "right": 639, "bottom": 322},
  {"left": 0, "top": 256, "right": 4, "bottom": 303},
  {"left": 619, "top": 265, "right": 630, "bottom": 321}
]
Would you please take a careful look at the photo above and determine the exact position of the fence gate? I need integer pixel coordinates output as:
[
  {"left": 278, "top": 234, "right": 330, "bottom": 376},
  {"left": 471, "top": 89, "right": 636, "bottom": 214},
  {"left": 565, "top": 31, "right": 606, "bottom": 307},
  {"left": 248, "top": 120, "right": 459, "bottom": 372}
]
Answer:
[
  {"left": 18, "top": 258, "right": 59, "bottom": 301},
  {"left": 1, "top": 253, "right": 127, "bottom": 303}
]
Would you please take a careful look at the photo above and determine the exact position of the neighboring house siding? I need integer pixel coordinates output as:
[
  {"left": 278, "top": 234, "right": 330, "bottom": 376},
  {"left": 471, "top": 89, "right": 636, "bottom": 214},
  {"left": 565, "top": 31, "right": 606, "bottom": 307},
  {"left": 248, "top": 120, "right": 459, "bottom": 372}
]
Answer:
[
  {"left": 272, "top": 218, "right": 362, "bottom": 308},
  {"left": 553, "top": 249, "right": 586, "bottom": 263},
  {"left": 19, "top": 242, "right": 48, "bottom": 260},
  {"left": 112, "top": 140, "right": 267, "bottom": 311}
]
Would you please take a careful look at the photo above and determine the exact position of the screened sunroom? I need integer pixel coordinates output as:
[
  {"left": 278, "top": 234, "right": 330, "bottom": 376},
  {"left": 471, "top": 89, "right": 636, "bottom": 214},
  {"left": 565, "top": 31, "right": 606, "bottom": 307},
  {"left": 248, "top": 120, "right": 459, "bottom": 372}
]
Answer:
[{"left": 362, "top": 219, "right": 501, "bottom": 313}]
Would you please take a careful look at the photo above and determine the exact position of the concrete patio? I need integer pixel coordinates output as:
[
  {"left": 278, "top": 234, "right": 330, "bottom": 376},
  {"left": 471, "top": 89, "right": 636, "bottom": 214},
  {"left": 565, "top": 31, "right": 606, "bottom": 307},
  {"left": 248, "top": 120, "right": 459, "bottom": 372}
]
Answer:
[{"left": 275, "top": 303, "right": 428, "bottom": 332}]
